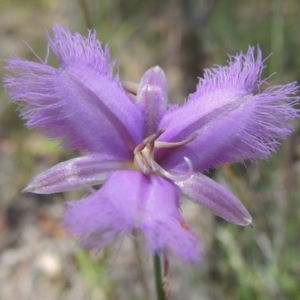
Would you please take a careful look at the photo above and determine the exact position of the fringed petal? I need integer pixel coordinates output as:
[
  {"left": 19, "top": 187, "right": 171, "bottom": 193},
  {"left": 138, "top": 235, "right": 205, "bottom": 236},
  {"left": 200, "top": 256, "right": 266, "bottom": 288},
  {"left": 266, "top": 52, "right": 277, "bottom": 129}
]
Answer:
[
  {"left": 64, "top": 189, "right": 127, "bottom": 250},
  {"left": 64, "top": 170, "right": 201, "bottom": 262},
  {"left": 157, "top": 47, "right": 299, "bottom": 172},
  {"left": 4, "top": 25, "right": 143, "bottom": 157},
  {"left": 138, "top": 173, "right": 201, "bottom": 263}
]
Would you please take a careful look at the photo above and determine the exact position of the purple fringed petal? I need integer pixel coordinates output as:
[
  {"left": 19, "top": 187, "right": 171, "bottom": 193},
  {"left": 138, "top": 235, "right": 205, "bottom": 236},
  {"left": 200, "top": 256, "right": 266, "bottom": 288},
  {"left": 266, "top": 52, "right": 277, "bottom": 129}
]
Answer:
[
  {"left": 4, "top": 25, "right": 143, "bottom": 157},
  {"left": 159, "top": 47, "right": 263, "bottom": 144},
  {"left": 47, "top": 24, "right": 114, "bottom": 74},
  {"left": 157, "top": 47, "right": 299, "bottom": 171},
  {"left": 64, "top": 189, "right": 128, "bottom": 250},
  {"left": 23, "top": 155, "right": 130, "bottom": 194},
  {"left": 137, "top": 66, "right": 168, "bottom": 136},
  {"left": 64, "top": 170, "right": 201, "bottom": 262},
  {"left": 177, "top": 173, "right": 252, "bottom": 226},
  {"left": 138, "top": 174, "right": 201, "bottom": 263},
  {"left": 64, "top": 171, "right": 141, "bottom": 250}
]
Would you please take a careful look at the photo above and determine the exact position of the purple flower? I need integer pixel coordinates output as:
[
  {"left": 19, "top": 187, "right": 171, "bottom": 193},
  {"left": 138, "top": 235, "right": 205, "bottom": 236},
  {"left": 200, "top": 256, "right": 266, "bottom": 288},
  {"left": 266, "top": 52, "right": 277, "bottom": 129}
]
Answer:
[{"left": 4, "top": 25, "right": 299, "bottom": 263}]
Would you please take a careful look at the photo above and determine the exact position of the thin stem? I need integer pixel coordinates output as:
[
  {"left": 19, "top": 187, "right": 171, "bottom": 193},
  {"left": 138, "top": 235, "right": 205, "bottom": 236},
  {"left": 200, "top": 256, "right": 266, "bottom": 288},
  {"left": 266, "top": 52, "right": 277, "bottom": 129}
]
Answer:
[
  {"left": 132, "top": 237, "right": 150, "bottom": 300},
  {"left": 153, "top": 254, "right": 165, "bottom": 300},
  {"left": 79, "top": 0, "right": 93, "bottom": 29},
  {"left": 163, "top": 253, "right": 170, "bottom": 299}
]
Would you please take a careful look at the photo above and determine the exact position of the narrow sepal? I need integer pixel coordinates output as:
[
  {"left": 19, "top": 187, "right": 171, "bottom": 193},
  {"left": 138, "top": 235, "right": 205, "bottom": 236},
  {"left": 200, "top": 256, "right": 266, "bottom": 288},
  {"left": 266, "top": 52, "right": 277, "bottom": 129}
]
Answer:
[
  {"left": 23, "top": 155, "right": 130, "bottom": 194},
  {"left": 137, "top": 66, "right": 168, "bottom": 136},
  {"left": 177, "top": 173, "right": 252, "bottom": 226}
]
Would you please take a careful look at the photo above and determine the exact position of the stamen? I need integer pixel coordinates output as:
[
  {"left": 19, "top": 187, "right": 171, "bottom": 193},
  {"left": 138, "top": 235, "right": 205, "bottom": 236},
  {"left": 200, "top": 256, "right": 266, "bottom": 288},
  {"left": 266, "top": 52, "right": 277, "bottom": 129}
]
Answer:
[
  {"left": 154, "top": 132, "right": 198, "bottom": 149},
  {"left": 134, "top": 129, "right": 165, "bottom": 154},
  {"left": 134, "top": 129, "right": 196, "bottom": 181}
]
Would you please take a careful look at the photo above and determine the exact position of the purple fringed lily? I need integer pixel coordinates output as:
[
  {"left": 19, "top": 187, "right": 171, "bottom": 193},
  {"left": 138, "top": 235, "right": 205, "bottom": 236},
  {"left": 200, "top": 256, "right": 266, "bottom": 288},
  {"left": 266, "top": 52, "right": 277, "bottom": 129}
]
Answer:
[{"left": 4, "top": 25, "right": 299, "bottom": 263}]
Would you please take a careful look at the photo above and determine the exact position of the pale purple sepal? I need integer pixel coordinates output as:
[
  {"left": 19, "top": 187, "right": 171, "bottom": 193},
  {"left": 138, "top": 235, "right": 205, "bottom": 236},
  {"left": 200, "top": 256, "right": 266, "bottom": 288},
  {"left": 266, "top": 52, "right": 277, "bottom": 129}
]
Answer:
[
  {"left": 23, "top": 155, "right": 129, "bottom": 194},
  {"left": 137, "top": 66, "right": 168, "bottom": 136},
  {"left": 64, "top": 170, "right": 201, "bottom": 262},
  {"left": 4, "top": 25, "right": 143, "bottom": 158},
  {"left": 177, "top": 173, "right": 252, "bottom": 226},
  {"left": 158, "top": 47, "right": 299, "bottom": 172}
]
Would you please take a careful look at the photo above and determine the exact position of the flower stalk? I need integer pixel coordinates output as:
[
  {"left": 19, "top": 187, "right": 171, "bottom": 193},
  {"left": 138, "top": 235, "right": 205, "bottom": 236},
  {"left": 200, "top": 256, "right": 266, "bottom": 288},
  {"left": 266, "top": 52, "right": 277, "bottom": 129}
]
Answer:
[{"left": 153, "top": 254, "right": 166, "bottom": 300}]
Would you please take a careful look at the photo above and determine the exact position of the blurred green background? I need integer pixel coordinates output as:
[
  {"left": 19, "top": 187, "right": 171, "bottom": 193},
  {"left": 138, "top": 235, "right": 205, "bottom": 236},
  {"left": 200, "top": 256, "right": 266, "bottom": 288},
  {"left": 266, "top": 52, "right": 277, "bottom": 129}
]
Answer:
[{"left": 0, "top": 0, "right": 300, "bottom": 299}]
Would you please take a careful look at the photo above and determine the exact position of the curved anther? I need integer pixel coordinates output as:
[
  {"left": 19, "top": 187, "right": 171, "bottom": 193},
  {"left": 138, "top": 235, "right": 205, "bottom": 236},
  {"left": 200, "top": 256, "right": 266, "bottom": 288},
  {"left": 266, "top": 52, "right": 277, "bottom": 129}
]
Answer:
[
  {"left": 134, "top": 129, "right": 165, "bottom": 154},
  {"left": 154, "top": 131, "right": 198, "bottom": 149},
  {"left": 134, "top": 129, "right": 197, "bottom": 181}
]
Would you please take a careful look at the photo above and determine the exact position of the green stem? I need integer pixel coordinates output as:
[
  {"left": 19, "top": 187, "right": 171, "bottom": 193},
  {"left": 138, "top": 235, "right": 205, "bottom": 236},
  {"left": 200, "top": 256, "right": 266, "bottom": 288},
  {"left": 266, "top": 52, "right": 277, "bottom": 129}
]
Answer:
[
  {"left": 153, "top": 254, "right": 165, "bottom": 300},
  {"left": 133, "top": 237, "right": 150, "bottom": 300}
]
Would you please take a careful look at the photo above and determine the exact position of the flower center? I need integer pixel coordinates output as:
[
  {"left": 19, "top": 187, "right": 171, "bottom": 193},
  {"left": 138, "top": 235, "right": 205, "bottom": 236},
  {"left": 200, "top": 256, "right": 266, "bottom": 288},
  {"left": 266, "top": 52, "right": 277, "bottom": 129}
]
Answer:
[{"left": 133, "top": 129, "right": 198, "bottom": 181}]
